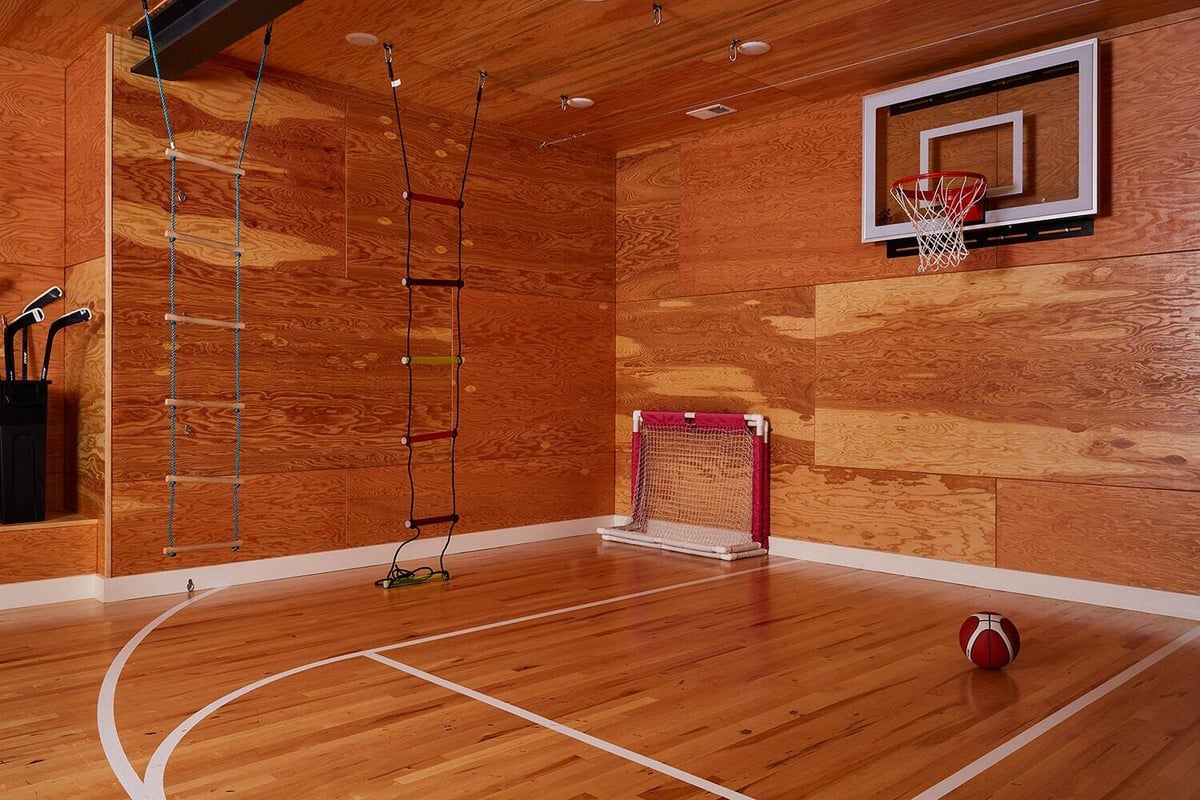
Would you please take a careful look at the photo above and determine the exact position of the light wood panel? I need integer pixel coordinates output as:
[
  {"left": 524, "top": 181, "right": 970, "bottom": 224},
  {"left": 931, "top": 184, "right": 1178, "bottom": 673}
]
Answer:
[
  {"left": 997, "top": 479, "right": 1200, "bottom": 594},
  {"left": 772, "top": 464, "right": 996, "bottom": 565},
  {"left": 0, "top": 46, "right": 64, "bottom": 268},
  {"left": 65, "top": 38, "right": 107, "bottom": 266},
  {"left": 617, "top": 289, "right": 814, "bottom": 465},
  {"left": 0, "top": 1, "right": 131, "bottom": 64},
  {"left": 0, "top": 513, "right": 96, "bottom": 583},
  {"left": 816, "top": 253, "right": 1200, "bottom": 490}
]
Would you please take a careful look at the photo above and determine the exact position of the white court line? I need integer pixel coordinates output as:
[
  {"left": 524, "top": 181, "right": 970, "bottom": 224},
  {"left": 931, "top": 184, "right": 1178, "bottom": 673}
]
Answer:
[
  {"left": 912, "top": 624, "right": 1200, "bottom": 800},
  {"left": 140, "top": 560, "right": 790, "bottom": 799},
  {"left": 97, "top": 587, "right": 227, "bottom": 799},
  {"left": 365, "top": 652, "right": 755, "bottom": 800}
]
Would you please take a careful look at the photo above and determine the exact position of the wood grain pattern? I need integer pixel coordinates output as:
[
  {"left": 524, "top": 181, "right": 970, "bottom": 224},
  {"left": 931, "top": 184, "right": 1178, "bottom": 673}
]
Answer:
[
  {"left": 0, "top": 47, "right": 64, "bottom": 268},
  {"left": 65, "top": 38, "right": 107, "bottom": 266},
  {"left": 617, "top": 289, "right": 814, "bottom": 465},
  {"left": 772, "top": 464, "right": 996, "bottom": 565},
  {"left": 345, "top": 452, "right": 613, "bottom": 548},
  {"left": 997, "top": 479, "right": 1200, "bottom": 594},
  {"left": 816, "top": 254, "right": 1200, "bottom": 490},
  {"left": 616, "top": 146, "right": 681, "bottom": 301},
  {"left": 0, "top": 513, "right": 96, "bottom": 583}
]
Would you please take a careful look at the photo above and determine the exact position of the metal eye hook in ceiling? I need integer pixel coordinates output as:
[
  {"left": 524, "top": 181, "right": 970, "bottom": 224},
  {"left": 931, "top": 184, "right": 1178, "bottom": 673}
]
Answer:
[
  {"left": 729, "top": 38, "right": 740, "bottom": 62},
  {"left": 561, "top": 94, "right": 569, "bottom": 112},
  {"left": 652, "top": 3, "right": 662, "bottom": 26}
]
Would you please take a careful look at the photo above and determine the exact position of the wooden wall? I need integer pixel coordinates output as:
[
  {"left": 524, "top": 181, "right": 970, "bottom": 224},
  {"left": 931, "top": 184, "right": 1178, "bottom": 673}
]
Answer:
[
  {"left": 615, "top": 16, "right": 1200, "bottom": 594},
  {"left": 108, "top": 38, "right": 614, "bottom": 576}
]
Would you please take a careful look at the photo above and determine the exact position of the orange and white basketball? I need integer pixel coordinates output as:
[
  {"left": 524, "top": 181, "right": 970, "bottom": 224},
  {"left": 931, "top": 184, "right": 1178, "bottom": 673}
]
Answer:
[{"left": 960, "top": 612, "right": 1021, "bottom": 669}]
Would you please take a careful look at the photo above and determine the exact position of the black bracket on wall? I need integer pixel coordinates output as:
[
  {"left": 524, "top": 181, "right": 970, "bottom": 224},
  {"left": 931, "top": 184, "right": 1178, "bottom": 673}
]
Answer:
[
  {"left": 886, "top": 216, "right": 1095, "bottom": 259},
  {"left": 130, "top": 0, "right": 306, "bottom": 79}
]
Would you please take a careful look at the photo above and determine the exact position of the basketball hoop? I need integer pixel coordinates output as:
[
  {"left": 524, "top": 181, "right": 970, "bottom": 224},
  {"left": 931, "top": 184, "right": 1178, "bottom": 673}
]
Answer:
[{"left": 890, "top": 171, "right": 987, "bottom": 273}]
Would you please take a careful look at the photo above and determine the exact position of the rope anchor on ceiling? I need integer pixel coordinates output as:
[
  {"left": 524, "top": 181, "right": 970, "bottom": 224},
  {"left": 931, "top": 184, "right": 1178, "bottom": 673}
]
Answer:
[{"left": 653, "top": 3, "right": 663, "bottom": 26}]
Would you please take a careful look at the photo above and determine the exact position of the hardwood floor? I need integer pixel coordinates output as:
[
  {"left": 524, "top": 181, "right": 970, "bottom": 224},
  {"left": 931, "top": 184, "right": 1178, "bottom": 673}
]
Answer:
[{"left": 0, "top": 537, "right": 1196, "bottom": 799}]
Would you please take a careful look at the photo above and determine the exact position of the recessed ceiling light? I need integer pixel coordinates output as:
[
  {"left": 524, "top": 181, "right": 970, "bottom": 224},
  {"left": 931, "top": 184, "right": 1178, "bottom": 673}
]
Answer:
[
  {"left": 345, "top": 32, "right": 379, "bottom": 47},
  {"left": 738, "top": 40, "right": 771, "bottom": 56},
  {"left": 566, "top": 96, "right": 595, "bottom": 109}
]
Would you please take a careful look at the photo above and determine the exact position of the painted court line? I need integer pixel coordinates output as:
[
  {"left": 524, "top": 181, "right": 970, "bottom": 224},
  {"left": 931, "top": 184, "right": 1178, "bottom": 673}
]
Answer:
[
  {"left": 912, "top": 624, "right": 1200, "bottom": 800},
  {"left": 137, "top": 560, "right": 789, "bottom": 799},
  {"left": 97, "top": 587, "right": 227, "bottom": 799},
  {"left": 365, "top": 651, "right": 755, "bottom": 800}
]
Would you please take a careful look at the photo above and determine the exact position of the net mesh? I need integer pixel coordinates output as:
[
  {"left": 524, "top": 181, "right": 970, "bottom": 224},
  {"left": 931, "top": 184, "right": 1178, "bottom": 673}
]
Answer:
[
  {"left": 610, "top": 420, "right": 759, "bottom": 553},
  {"left": 891, "top": 172, "right": 987, "bottom": 273}
]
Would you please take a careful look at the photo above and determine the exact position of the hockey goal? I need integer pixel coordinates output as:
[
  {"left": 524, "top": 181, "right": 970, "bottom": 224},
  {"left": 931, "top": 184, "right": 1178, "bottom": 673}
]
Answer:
[{"left": 599, "top": 410, "right": 769, "bottom": 560}]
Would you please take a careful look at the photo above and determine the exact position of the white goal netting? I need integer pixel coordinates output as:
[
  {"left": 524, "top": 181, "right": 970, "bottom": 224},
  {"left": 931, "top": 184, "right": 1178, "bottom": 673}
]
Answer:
[{"left": 600, "top": 412, "right": 768, "bottom": 561}]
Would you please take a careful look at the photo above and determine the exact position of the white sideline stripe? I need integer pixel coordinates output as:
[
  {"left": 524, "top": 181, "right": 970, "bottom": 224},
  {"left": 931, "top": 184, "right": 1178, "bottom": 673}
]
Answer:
[
  {"left": 912, "top": 624, "right": 1200, "bottom": 800},
  {"left": 365, "top": 652, "right": 755, "bottom": 800},
  {"left": 141, "top": 560, "right": 791, "bottom": 799},
  {"left": 98, "top": 587, "right": 227, "bottom": 799}
]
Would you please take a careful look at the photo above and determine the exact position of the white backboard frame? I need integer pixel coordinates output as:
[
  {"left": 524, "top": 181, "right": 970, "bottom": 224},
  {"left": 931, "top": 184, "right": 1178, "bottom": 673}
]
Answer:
[{"left": 862, "top": 38, "right": 1098, "bottom": 243}]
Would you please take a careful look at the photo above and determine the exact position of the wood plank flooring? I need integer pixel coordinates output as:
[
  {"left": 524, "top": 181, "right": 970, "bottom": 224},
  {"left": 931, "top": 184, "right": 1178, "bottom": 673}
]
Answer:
[{"left": 0, "top": 537, "right": 1196, "bottom": 799}]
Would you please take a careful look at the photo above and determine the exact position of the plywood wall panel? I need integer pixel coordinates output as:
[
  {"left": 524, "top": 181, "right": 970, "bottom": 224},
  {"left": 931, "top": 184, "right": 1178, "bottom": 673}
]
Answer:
[
  {"left": 998, "top": 20, "right": 1200, "bottom": 268},
  {"left": 0, "top": 47, "right": 64, "bottom": 268},
  {"left": 110, "top": 468, "right": 347, "bottom": 576},
  {"left": 617, "top": 288, "right": 815, "bottom": 465},
  {"left": 616, "top": 146, "right": 681, "bottom": 302},
  {"left": 772, "top": 464, "right": 996, "bottom": 565},
  {"left": 0, "top": 517, "right": 97, "bottom": 583},
  {"left": 815, "top": 254, "right": 1200, "bottom": 490},
  {"left": 65, "top": 38, "right": 107, "bottom": 266},
  {"left": 677, "top": 100, "right": 996, "bottom": 295},
  {"left": 997, "top": 479, "right": 1200, "bottom": 594},
  {"left": 346, "top": 94, "right": 615, "bottom": 302},
  {"left": 345, "top": 452, "right": 613, "bottom": 548}
]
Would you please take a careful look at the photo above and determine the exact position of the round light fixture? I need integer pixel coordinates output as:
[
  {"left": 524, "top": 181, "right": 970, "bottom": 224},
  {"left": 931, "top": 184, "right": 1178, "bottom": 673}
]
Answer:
[
  {"left": 737, "top": 40, "right": 771, "bottom": 56},
  {"left": 345, "top": 32, "right": 380, "bottom": 47},
  {"left": 566, "top": 96, "right": 595, "bottom": 109}
]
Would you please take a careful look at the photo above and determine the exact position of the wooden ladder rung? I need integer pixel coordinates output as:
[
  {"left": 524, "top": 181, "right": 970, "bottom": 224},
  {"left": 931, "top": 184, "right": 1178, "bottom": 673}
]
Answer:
[
  {"left": 405, "top": 514, "right": 459, "bottom": 528},
  {"left": 402, "top": 429, "right": 457, "bottom": 446},
  {"left": 165, "top": 148, "right": 245, "bottom": 177},
  {"left": 166, "top": 475, "right": 243, "bottom": 485},
  {"left": 164, "top": 230, "right": 245, "bottom": 255},
  {"left": 163, "top": 539, "right": 244, "bottom": 555},
  {"left": 165, "top": 313, "right": 246, "bottom": 330},
  {"left": 165, "top": 398, "right": 245, "bottom": 410},
  {"left": 402, "top": 277, "right": 464, "bottom": 288},
  {"left": 402, "top": 191, "right": 463, "bottom": 209},
  {"left": 401, "top": 355, "right": 464, "bottom": 365}
]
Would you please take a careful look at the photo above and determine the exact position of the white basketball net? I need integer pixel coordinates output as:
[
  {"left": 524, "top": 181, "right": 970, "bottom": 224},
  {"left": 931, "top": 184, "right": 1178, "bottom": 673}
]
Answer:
[{"left": 891, "top": 173, "right": 987, "bottom": 273}]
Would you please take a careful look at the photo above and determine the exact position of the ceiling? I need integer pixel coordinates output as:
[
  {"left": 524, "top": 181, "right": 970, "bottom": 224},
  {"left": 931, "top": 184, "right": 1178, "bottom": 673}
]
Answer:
[{"left": 3, "top": 0, "right": 1200, "bottom": 153}]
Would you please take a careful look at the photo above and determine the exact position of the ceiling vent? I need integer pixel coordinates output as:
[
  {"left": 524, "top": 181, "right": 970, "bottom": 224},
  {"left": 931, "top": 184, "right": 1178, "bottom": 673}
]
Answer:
[{"left": 686, "top": 103, "right": 737, "bottom": 120}]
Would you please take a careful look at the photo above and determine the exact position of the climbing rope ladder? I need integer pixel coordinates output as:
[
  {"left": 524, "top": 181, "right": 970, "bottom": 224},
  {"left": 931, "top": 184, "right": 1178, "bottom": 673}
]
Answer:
[
  {"left": 139, "top": 1, "right": 273, "bottom": 556},
  {"left": 376, "top": 43, "right": 486, "bottom": 587}
]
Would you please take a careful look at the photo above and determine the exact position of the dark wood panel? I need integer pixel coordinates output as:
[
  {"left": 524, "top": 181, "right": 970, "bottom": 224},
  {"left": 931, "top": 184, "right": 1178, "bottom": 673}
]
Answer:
[
  {"left": 617, "top": 288, "right": 815, "bottom": 464},
  {"left": 65, "top": 37, "right": 107, "bottom": 266},
  {"left": 345, "top": 93, "right": 616, "bottom": 301},
  {"left": 997, "top": 479, "right": 1200, "bottom": 594},
  {"left": 773, "top": 464, "right": 996, "bottom": 565},
  {"left": 0, "top": 46, "right": 64, "bottom": 268},
  {"left": 345, "top": 452, "right": 613, "bottom": 548},
  {"left": 816, "top": 253, "right": 1200, "bottom": 490},
  {"left": 110, "top": 468, "right": 348, "bottom": 576}
]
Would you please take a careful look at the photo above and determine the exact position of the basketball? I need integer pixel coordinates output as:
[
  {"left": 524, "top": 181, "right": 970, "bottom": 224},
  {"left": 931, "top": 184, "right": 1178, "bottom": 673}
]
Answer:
[{"left": 960, "top": 612, "right": 1021, "bottom": 669}]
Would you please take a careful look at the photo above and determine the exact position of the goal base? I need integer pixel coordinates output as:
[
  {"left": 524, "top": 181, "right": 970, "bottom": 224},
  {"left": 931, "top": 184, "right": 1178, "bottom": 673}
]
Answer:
[{"left": 599, "top": 528, "right": 768, "bottom": 561}]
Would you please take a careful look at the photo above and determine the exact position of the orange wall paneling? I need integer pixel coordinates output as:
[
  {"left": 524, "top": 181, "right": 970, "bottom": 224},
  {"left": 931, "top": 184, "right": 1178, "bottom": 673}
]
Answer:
[
  {"left": 614, "top": 15, "right": 1200, "bottom": 593},
  {"left": 108, "top": 38, "right": 614, "bottom": 576}
]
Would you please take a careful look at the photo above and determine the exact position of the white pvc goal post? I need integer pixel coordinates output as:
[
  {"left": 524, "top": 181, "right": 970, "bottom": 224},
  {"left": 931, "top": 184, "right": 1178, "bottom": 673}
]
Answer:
[{"left": 599, "top": 410, "right": 770, "bottom": 561}]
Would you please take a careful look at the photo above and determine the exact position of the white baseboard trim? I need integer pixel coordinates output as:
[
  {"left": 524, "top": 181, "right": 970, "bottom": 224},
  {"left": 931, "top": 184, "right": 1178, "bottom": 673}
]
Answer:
[
  {"left": 768, "top": 537, "right": 1200, "bottom": 621},
  {"left": 0, "top": 517, "right": 607, "bottom": 609}
]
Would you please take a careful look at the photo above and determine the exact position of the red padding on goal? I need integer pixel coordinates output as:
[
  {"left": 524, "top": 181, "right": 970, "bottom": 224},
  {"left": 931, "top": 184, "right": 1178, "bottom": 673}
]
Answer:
[{"left": 639, "top": 411, "right": 749, "bottom": 430}]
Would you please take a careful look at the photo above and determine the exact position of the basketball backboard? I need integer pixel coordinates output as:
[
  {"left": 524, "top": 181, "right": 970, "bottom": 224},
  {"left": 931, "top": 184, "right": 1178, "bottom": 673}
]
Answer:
[{"left": 862, "top": 39, "right": 1098, "bottom": 243}]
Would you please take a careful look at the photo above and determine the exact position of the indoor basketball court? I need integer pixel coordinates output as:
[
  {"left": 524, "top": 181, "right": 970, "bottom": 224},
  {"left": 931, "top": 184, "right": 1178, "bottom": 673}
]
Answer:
[{"left": 1, "top": 1, "right": 1198, "bottom": 798}]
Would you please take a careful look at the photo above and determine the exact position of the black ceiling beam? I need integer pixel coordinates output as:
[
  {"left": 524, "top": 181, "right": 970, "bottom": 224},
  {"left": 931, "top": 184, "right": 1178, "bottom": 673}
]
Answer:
[{"left": 130, "top": 0, "right": 306, "bottom": 80}]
